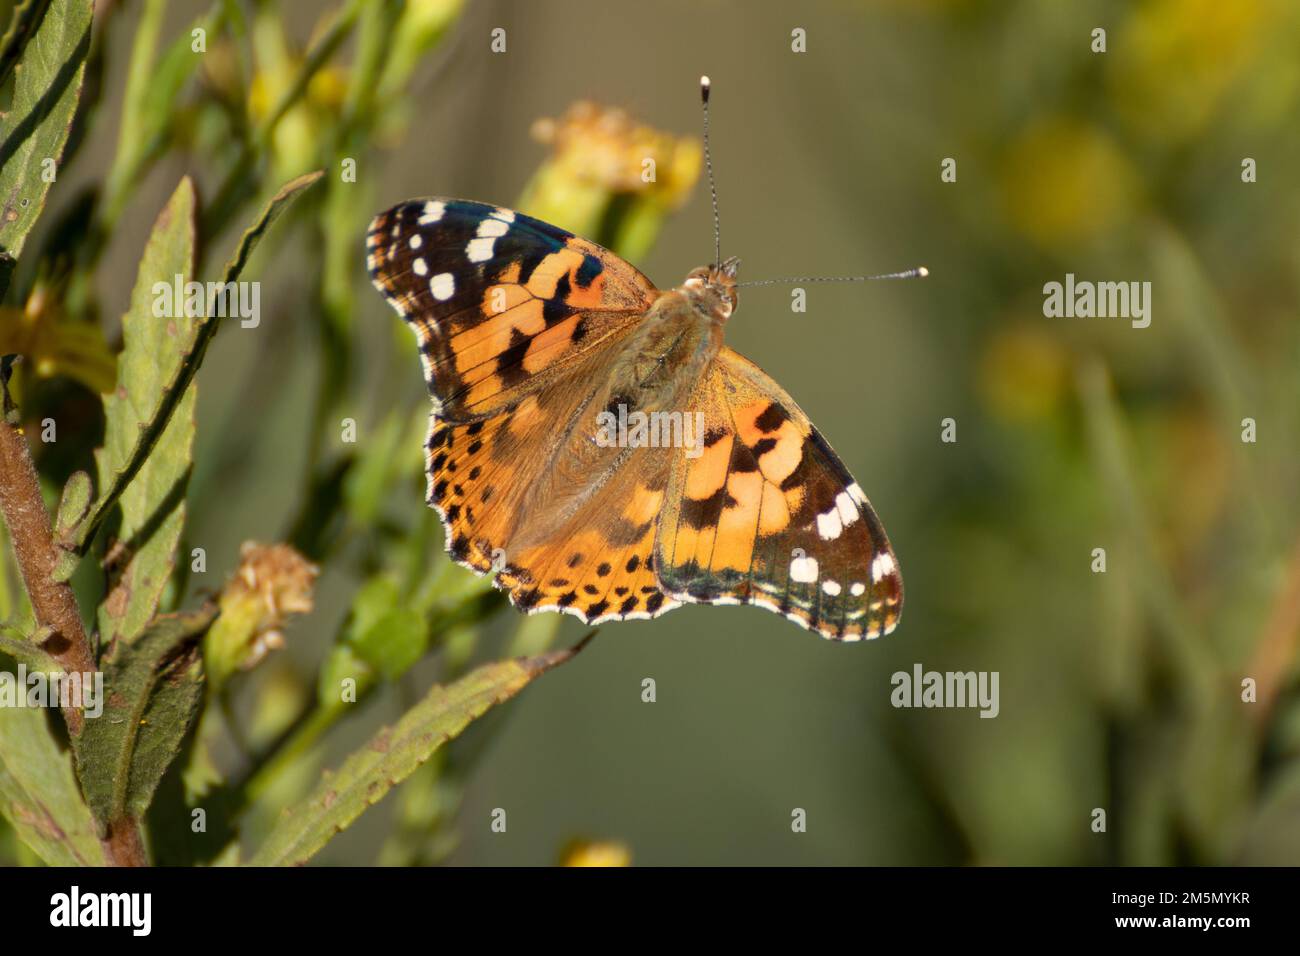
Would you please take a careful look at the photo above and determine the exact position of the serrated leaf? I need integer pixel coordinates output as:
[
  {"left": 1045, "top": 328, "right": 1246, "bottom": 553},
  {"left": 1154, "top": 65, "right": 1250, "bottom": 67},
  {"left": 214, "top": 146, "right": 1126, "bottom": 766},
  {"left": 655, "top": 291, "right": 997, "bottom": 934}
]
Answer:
[
  {"left": 0, "top": 686, "right": 106, "bottom": 866},
  {"left": 73, "top": 171, "right": 323, "bottom": 555},
  {"left": 250, "top": 641, "right": 587, "bottom": 866},
  {"left": 0, "top": 0, "right": 92, "bottom": 299},
  {"left": 126, "top": 643, "right": 203, "bottom": 819},
  {"left": 75, "top": 607, "right": 216, "bottom": 828},
  {"left": 217, "top": 170, "right": 324, "bottom": 285},
  {"left": 94, "top": 179, "right": 198, "bottom": 648}
]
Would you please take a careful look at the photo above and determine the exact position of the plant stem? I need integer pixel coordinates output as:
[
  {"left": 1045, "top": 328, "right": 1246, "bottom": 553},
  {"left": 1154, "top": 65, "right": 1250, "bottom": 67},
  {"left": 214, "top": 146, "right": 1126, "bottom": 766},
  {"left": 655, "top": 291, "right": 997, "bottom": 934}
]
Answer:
[{"left": 0, "top": 415, "right": 147, "bottom": 866}]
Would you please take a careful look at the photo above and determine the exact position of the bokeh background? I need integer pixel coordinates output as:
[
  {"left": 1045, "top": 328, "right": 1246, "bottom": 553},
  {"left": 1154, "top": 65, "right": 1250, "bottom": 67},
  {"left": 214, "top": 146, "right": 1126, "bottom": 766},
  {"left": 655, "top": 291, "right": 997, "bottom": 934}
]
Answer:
[{"left": 3, "top": 0, "right": 1299, "bottom": 865}]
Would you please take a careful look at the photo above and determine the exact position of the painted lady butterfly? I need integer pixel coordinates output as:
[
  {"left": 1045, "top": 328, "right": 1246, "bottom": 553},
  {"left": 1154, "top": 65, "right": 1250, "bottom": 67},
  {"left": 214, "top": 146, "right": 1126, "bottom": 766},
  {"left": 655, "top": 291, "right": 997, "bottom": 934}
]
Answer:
[{"left": 366, "top": 80, "right": 913, "bottom": 641}]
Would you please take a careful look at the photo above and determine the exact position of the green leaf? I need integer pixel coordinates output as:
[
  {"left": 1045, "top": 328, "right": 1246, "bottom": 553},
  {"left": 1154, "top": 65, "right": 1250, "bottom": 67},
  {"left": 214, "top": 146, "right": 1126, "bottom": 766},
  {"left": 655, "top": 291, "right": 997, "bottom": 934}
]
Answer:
[
  {"left": 0, "top": 0, "right": 93, "bottom": 299},
  {"left": 94, "top": 178, "right": 198, "bottom": 649},
  {"left": 0, "top": 0, "right": 52, "bottom": 90},
  {"left": 101, "top": 0, "right": 226, "bottom": 223},
  {"left": 344, "top": 576, "right": 430, "bottom": 680},
  {"left": 71, "top": 171, "right": 323, "bottom": 555},
  {"left": 217, "top": 170, "right": 325, "bottom": 286},
  {"left": 0, "top": 682, "right": 106, "bottom": 866},
  {"left": 0, "top": 630, "right": 59, "bottom": 671},
  {"left": 126, "top": 643, "right": 204, "bottom": 819},
  {"left": 351, "top": 605, "right": 426, "bottom": 682},
  {"left": 250, "top": 641, "right": 588, "bottom": 866},
  {"left": 342, "top": 411, "right": 405, "bottom": 526},
  {"left": 74, "top": 607, "right": 216, "bottom": 828},
  {"left": 54, "top": 469, "right": 92, "bottom": 538}
]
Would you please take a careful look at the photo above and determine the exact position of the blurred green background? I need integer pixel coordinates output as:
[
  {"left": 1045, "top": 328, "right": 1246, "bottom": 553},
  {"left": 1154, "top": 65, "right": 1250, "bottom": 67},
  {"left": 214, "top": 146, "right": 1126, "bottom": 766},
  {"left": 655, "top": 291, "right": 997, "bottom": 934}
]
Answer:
[{"left": 4, "top": 0, "right": 1300, "bottom": 865}]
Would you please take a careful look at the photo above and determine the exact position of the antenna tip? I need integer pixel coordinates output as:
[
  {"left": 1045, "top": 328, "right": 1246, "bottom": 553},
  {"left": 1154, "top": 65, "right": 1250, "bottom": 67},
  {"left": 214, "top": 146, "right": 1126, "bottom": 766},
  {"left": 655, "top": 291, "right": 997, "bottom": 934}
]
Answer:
[
  {"left": 700, "top": 75, "right": 711, "bottom": 102},
  {"left": 917, "top": 266, "right": 929, "bottom": 277}
]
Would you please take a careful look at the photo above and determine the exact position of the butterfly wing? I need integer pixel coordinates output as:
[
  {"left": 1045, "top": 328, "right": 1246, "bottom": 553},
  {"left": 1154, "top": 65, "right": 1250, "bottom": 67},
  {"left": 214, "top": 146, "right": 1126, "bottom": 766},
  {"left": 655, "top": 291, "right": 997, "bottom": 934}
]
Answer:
[
  {"left": 367, "top": 198, "right": 659, "bottom": 420},
  {"left": 654, "top": 346, "right": 902, "bottom": 640},
  {"left": 424, "top": 369, "right": 680, "bottom": 625},
  {"left": 370, "top": 199, "right": 678, "bottom": 621}
]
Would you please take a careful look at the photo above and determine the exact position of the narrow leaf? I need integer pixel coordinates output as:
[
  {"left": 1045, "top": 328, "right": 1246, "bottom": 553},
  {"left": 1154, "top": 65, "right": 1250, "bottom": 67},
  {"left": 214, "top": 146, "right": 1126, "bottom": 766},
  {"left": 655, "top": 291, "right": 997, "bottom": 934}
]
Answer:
[
  {"left": 0, "top": 694, "right": 106, "bottom": 865},
  {"left": 0, "top": 0, "right": 52, "bottom": 90},
  {"left": 75, "top": 607, "right": 216, "bottom": 827},
  {"left": 0, "top": 0, "right": 93, "bottom": 298},
  {"left": 126, "top": 643, "right": 204, "bottom": 819},
  {"left": 72, "top": 171, "right": 323, "bottom": 554},
  {"left": 250, "top": 642, "right": 586, "bottom": 866},
  {"left": 102, "top": 0, "right": 227, "bottom": 222},
  {"left": 94, "top": 178, "right": 197, "bottom": 648}
]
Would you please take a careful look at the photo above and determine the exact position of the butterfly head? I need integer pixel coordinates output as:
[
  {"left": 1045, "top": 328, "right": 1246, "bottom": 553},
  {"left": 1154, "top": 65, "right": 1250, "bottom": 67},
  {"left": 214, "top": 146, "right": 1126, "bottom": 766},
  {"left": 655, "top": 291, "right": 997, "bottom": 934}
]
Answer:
[{"left": 682, "top": 256, "right": 740, "bottom": 321}]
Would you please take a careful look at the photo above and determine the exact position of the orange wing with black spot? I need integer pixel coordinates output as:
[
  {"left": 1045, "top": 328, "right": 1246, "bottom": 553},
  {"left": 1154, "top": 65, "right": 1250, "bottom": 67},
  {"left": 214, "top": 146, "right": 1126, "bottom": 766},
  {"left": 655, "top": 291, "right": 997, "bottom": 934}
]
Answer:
[
  {"left": 422, "top": 380, "right": 680, "bottom": 625},
  {"left": 654, "top": 347, "right": 902, "bottom": 640},
  {"left": 367, "top": 198, "right": 658, "bottom": 420}
]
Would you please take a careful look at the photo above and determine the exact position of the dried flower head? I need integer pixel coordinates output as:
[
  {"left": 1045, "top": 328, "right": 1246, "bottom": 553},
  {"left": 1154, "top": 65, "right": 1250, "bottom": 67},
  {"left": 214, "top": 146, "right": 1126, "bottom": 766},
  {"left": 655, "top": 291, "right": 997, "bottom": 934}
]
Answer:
[{"left": 205, "top": 542, "right": 319, "bottom": 687}]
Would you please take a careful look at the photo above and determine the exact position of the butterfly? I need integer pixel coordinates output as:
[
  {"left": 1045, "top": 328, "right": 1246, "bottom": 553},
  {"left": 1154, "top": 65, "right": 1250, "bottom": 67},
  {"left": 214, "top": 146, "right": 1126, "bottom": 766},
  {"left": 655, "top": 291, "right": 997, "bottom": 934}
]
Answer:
[{"left": 365, "top": 90, "right": 907, "bottom": 642}]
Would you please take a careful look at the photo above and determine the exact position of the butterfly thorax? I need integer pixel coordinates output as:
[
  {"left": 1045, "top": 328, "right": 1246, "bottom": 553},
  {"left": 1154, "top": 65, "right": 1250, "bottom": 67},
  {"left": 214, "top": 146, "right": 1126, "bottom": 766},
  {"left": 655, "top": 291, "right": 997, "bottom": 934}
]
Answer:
[{"left": 595, "top": 259, "right": 740, "bottom": 411}]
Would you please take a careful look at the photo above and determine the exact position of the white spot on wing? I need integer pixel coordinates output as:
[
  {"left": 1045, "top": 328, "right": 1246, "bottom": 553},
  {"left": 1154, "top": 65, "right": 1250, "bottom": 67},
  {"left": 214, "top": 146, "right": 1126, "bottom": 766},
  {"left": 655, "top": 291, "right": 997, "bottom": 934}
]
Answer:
[
  {"left": 418, "top": 201, "right": 445, "bottom": 225},
  {"left": 412, "top": 258, "right": 428, "bottom": 276},
  {"left": 871, "top": 552, "right": 895, "bottom": 582},
  {"left": 850, "top": 582, "right": 866, "bottom": 597},
  {"left": 790, "top": 555, "right": 819, "bottom": 583},
  {"left": 822, "top": 580, "right": 841, "bottom": 596},
  {"left": 466, "top": 237, "right": 495, "bottom": 263},
  {"left": 430, "top": 272, "right": 455, "bottom": 301},
  {"left": 835, "top": 491, "right": 859, "bottom": 527},
  {"left": 816, "top": 508, "right": 842, "bottom": 541},
  {"left": 409, "top": 234, "right": 423, "bottom": 250}
]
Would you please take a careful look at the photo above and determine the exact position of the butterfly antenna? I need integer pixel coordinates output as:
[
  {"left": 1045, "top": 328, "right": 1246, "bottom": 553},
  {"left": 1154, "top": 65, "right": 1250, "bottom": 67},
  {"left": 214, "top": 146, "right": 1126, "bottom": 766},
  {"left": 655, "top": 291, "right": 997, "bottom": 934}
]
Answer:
[
  {"left": 700, "top": 75, "right": 722, "bottom": 269},
  {"left": 737, "top": 266, "right": 929, "bottom": 288}
]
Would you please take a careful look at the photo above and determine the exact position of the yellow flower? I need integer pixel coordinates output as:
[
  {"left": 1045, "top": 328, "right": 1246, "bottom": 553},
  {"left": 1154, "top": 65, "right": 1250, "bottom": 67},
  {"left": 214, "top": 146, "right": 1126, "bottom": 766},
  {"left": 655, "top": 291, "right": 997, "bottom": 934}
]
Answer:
[
  {"left": 560, "top": 839, "right": 632, "bottom": 867},
  {"left": 247, "top": 12, "right": 351, "bottom": 178},
  {"left": 530, "top": 101, "right": 702, "bottom": 208},
  {"left": 0, "top": 284, "right": 115, "bottom": 395},
  {"left": 978, "top": 325, "right": 1070, "bottom": 424},
  {"left": 519, "top": 101, "right": 702, "bottom": 259},
  {"left": 1001, "top": 117, "right": 1138, "bottom": 250},
  {"left": 1109, "top": 0, "right": 1270, "bottom": 142}
]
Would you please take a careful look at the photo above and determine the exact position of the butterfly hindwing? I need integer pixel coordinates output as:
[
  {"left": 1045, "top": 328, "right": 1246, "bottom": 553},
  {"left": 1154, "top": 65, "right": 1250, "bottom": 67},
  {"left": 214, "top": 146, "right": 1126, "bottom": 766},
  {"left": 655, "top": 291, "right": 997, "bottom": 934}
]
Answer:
[
  {"left": 654, "top": 347, "right": 902, "bottom": 641},
  {"left": 424, "top": 350, "right": 681, "bottom": 625},
  {"left": 367, "top": 199, "right": 658, "bottom": 419}
]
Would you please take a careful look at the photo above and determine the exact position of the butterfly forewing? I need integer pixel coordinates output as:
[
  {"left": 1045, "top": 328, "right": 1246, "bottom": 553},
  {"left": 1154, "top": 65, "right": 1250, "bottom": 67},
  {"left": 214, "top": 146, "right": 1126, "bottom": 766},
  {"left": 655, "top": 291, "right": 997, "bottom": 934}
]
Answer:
[{"left": 366, "top": 198, "right": 658, "bottom": 419}]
